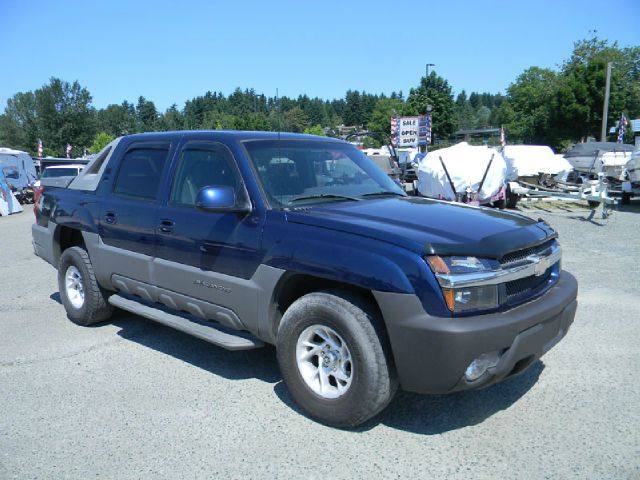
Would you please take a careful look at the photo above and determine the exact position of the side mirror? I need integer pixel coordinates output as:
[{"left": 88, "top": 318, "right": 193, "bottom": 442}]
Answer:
[{"left": 195, "top": 186, "right": 251, "bottom": 214}]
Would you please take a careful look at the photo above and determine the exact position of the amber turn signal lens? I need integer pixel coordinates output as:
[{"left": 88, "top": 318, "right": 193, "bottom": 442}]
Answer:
[
  {"left": 442, "top": 288, "right": 456, "bottom": 311},
  {"left": 426, "top": 255, "right": 450, "bottom": 274}
]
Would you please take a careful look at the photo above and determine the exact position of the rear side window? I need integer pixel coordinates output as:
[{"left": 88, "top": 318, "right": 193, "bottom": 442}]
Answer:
[
  {"left": 113, "top": 144, "right": 170, "bottom": 200},
  {"left": 84, "top": 146, "right": 111, "bottom": 174}
]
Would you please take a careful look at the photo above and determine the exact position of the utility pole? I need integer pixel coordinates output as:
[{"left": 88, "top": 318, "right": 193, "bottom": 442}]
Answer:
[
  {"left": 423, "top": 64, "right": 435, "bottom": 153},
  {"left": 601, "top": 62, "right": 612, "bottom": 142}
]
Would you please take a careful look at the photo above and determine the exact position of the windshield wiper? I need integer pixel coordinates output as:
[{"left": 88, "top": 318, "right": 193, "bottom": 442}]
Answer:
[
  {"left": 360, "top": 191, "right": 407, "bottom": 198},
  {"left": 288, "top": 194, "right": 362, "bottom": 204}
]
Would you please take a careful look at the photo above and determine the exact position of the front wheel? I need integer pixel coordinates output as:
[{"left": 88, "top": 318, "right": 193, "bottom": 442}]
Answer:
[
  {"left": 276, "top": 290, "right": 397, "bottom": 428},
  {"left": 58, "top": 246, "right": 113, "bottom": 326}
]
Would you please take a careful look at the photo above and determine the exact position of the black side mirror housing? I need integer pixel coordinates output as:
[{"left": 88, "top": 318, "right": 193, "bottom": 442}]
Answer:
[{"left": 195, "top": 186, "right": 251, "bottom": 214}]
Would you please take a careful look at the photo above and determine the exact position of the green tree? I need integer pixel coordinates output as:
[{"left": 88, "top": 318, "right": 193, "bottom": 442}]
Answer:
[
  {"left": 33, "top": 78, "right": 96, "bottom": 156},
  {"left": 157, "top": 104, "right": 184, "bottom": 131},
  {"left": 475, "top": 106, "right": 492, "bottom": 128},
  {"left": 283, "top": 107, "right": 309, "bottom": 133},
  {"left": 454, "top": 90, "right": 475, "bottom": 130},
  {"left": 502, "top": 37, "right": 640, "bottom": 148},
  {"left": 136, "top": 96, "right": 158, "bottom": 132},
  {"left": 343, "top": 90, "right": 363, "bottom": 126},
  {"left": 96, "top": 102, "right": 137, "bottom": 136},
  {"left": 1, "top": 92, "right": 37, "bottom": 151},
  {"left": 303, "top": 124, "right": 326, "bottom": 136},
  {"left": 552, "top": 37, "right": 639, "bottom": 143},
  {"left": 368, "top": 97, "right": 404, "bottom": 146},
  {"left": 202, "top": 110, "right": 237, "bottom": 130},
  {"left": 502, "top": 67, "right": 558, "bottom": 144},
  {"left": 404, "top": 72, "right": 456, "bottom": 140},
  {"left": 89, "top": 132, "right": 114, "bottom": 153}
]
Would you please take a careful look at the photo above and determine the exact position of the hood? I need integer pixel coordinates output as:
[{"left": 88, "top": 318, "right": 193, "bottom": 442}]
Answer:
[{"left": 286, "top": 197, "right": 555, "bottom": 258}]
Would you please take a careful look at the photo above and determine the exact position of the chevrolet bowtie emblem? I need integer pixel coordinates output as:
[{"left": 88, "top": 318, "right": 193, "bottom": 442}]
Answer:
[{"left": 528, "top": 254, "right": 551, "bottom": 276}]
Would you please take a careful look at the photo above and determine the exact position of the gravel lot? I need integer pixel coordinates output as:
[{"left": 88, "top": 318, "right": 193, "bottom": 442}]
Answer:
[{"left": 1, "top": 201, "right": 639, "bottom": 479}]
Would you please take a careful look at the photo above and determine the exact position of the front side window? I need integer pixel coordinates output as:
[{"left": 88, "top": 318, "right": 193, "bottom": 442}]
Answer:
[
  {"left": 113, "top": 144, "right": 169, "bottom": 200},
  {"left": 243, "top": 140, "right": 405, "bottom": 207},
  {"left": 170, "top": 142, "right": 239, "bottom": 207}
]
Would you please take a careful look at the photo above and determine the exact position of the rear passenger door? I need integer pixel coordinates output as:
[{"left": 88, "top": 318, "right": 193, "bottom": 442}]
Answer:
[{"left": 98, "top": 141, "right": 172, "bottom": 286}]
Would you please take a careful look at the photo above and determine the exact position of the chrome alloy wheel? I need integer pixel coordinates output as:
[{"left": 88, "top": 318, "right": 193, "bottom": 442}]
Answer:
[
  {"left": 65, "top": 265, "right": 85, "bottom": 309},
  {"left": 295, "top": 324, "right": 353, "bottom": 399}
]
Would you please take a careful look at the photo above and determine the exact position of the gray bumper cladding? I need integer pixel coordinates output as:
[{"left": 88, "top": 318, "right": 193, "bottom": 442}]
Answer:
[{"left": 374, "top": 271, "right": 578, "bottom": 394}]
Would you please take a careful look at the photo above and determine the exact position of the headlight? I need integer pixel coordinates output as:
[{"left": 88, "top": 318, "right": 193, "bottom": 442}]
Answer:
[
  {"left": 426, "top": 255, "right": 499, "bottom": 313},
  {"left": 426, "top": 255, "right": 494, "bottom": 274}
]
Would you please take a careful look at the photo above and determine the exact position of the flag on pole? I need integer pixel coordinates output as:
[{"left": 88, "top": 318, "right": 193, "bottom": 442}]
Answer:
[
  {"left": 500, "top": 125, "right": 506, "bottom": 147},
  {"left": 390, "top": 117, "right": 399, "bottom": 146},
  {"left": 66, "top": 143, "right": 72, "bottom": 158},
  {"left": 617, "top": 113, "right": 628, "bottom": 143},
  {"left": 37, "top": 139, "right": 43, "bottom": 159}
]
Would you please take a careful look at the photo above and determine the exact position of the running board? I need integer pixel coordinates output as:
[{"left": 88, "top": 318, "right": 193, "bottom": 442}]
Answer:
[{"left": 108, "top": 294, "right": 264, "bottom": 351}]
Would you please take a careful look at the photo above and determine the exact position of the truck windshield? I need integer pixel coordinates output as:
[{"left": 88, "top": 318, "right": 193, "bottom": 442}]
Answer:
[
  {"left": 41, "top": 167, "right": 80, "bottom": 178},
  {"left": 243, "top": 140, "right": 405, "bottom": 207}
]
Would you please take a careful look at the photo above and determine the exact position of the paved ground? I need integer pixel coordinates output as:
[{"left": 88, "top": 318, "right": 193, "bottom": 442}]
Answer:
[{"left": 1, "top": 201, "right": 639, "bottom": 479}]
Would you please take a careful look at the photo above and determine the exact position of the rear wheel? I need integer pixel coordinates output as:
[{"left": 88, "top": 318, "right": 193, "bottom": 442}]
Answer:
[
  {"left": 276, "top": 290, "right": 397, "bottom": 428},
  {"left": 58, "top": 246, "right": 113, "bottom": 326}
]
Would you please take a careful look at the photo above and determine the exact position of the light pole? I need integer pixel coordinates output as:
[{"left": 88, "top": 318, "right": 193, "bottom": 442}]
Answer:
[{"left": 425, "top": 63, "right": 435, "bottom": 79}]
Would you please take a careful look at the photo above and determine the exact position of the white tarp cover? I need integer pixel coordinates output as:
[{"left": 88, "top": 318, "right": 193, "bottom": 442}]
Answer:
[
  {"left": 0, "top": 148, "right": 38, "bottom": 190},
  {"left": 417, "top": 142, "right": 506, "bottom": 201},
  {"left": 502, "top": 145, "right": 573, "bottom": 180},
  {"left": 0, "top": 169, "right": 23, "bottom": 216},
  {"left": 626, "top": 148, "right": 640, "bottom": 183}
]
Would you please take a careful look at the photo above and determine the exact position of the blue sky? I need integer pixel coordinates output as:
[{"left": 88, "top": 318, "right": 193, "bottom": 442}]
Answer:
[{"left": 2, "top": 0, "right": 639, "bottom": 111}]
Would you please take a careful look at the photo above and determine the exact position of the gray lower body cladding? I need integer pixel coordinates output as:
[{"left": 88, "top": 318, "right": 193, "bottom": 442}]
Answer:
[
  {"left": 32, "top": 222, "right": 58, "bottom": 268},
  {"left": 81, "top": 232, "right": 285, "bottom": 341},
  {"left": 374, "top": 271, "right": 578, "bottom": 394}
]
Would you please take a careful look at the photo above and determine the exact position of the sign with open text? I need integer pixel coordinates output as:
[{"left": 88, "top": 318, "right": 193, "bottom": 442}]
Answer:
[{"left": 391, "top": 116, "right": 431, "bottom": 146}]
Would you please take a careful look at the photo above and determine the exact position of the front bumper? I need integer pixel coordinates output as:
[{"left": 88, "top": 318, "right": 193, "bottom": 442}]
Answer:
[{"left": 373, "top": 271, "right": 578, "bottom": 394}]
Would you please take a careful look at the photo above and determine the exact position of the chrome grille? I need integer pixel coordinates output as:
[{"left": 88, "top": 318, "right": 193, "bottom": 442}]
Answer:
[
  {"left": 500, "top": 240, "right": 555, "bottom": 266},
  {"left": 505, "top": 270, "right": 552, "bottom": 301}
]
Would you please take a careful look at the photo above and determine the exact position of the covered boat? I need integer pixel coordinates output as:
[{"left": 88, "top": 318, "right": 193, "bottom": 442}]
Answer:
[
  {"left": 502, "top": 145, "right": 573, "bottom": 183},
  {"left": 626, "top": 147, "right": 640, "bottom": 185},
  {"left": 416, "top": 142, "right": 507, "bottom": 206},
  {"left": 564, "top": 142, "right": 634, "bottom": 178}
]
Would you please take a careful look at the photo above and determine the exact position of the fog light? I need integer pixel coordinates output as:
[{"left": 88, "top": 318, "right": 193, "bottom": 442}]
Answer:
[{"left": 464, "top": 351, "right": 501, "bottom": 381}]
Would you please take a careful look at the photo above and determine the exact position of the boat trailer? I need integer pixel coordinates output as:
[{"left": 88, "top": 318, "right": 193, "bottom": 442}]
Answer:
[{"left": 509, "top": 172, "right": 617, "bottom": 219}]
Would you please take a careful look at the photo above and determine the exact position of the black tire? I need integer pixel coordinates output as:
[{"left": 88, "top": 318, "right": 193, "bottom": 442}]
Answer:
[
  {"left": 58, "top": 246, "right": 113, "bottom": 326},
  {"left": 276, "top": 290, "right": 398, "bottom": 428},
  {"left": 506, "top": 187, "right": 519, "bottom": 209},
  {"left": 493, "top": 198, "right": 506, "bottom": 209}
]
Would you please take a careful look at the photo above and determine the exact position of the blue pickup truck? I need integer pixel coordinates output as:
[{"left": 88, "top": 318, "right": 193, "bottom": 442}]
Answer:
[{"left": 32, "top": 131, "right": 577, "bottom": 427}]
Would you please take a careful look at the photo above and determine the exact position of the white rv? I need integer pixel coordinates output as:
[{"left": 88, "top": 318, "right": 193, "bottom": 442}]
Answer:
[{"left": 0, "top": 148, "right": 38, "bottom": 201}]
